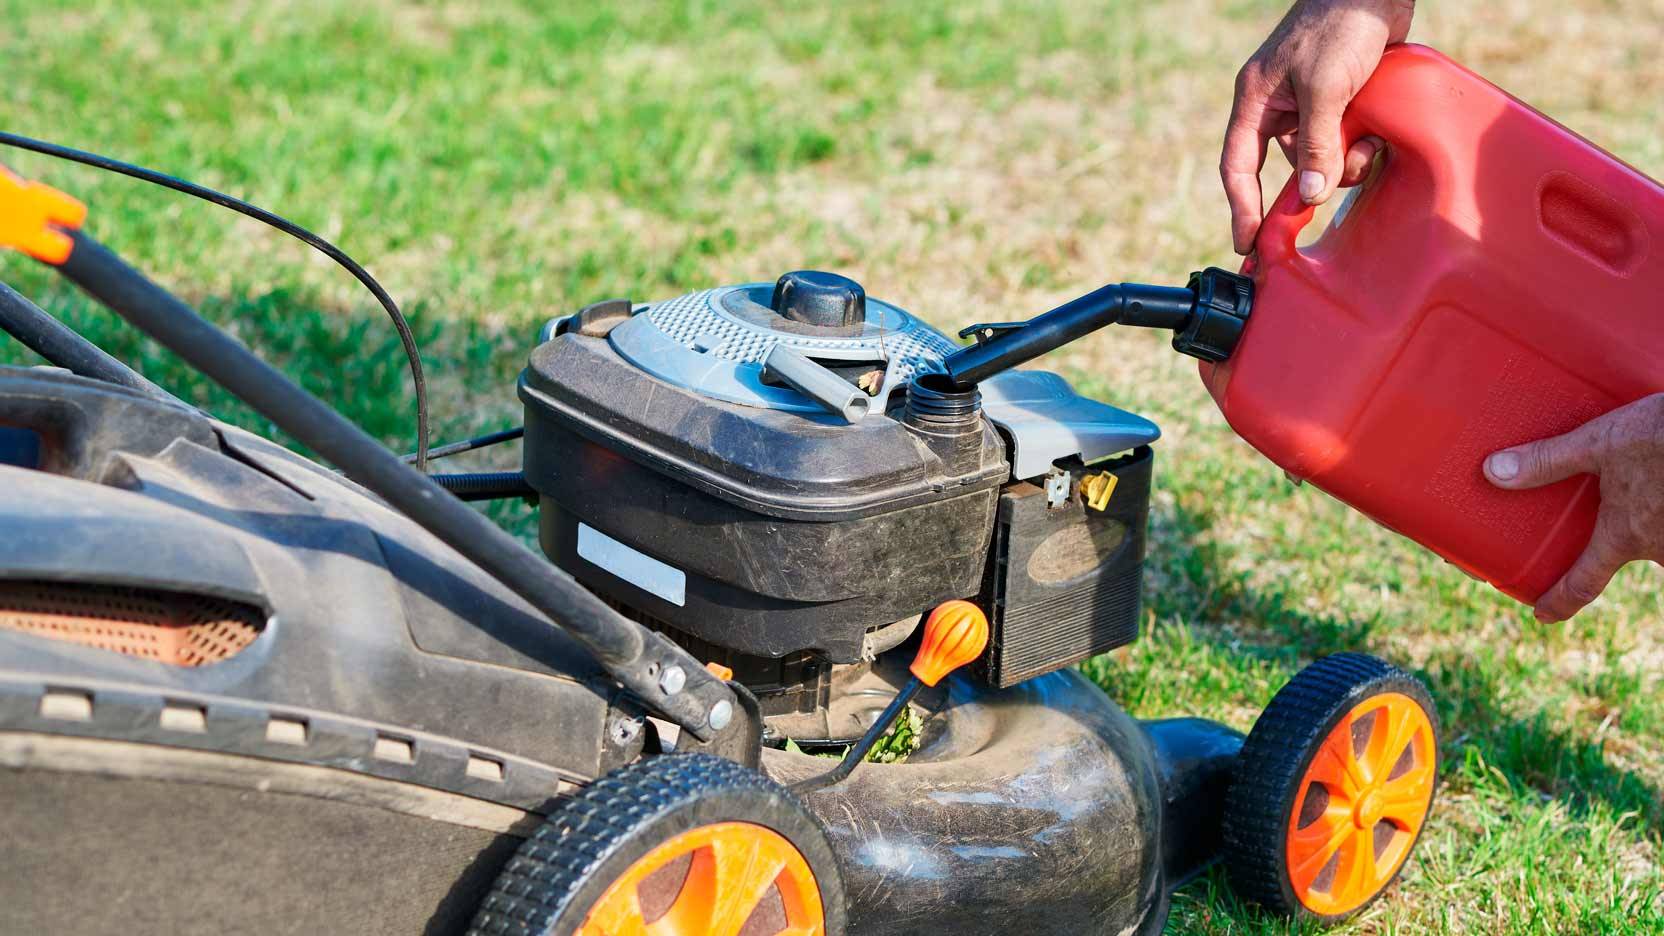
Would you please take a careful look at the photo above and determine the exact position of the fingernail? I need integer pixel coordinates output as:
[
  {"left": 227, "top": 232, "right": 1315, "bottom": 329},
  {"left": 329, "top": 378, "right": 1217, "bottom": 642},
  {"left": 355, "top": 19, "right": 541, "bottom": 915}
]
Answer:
[
  {"left": 1299, "top": 170, "right": 1325, "bottom": 202},
  {"left": 1487, "top": 452, "right": 1519, "bottom": 481}
]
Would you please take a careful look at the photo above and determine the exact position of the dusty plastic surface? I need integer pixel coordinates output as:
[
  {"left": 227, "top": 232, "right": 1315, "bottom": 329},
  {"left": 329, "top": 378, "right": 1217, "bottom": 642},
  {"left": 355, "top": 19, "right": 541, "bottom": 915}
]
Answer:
[
  {"left": 1206, "top": 44, "right": 1664, "bottom": 602},
  {"left": 522, "top": 332, "right": 1007, "bottom": 662},
  {"left": 977, "top": 448, "right": 1151, "bottom": 688},
  {"left": 0, "top": 367, "right": 619, "bottom": 808},
  {"left": 764, "top": 663, "right": 1245, "bottom": 936}
]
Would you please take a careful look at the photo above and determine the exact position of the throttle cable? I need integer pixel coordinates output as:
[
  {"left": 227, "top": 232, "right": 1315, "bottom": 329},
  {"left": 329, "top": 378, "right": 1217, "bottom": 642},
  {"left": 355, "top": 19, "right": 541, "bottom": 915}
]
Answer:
[{"left": 0, "top": 130, "right": 432, "bottom": 469}]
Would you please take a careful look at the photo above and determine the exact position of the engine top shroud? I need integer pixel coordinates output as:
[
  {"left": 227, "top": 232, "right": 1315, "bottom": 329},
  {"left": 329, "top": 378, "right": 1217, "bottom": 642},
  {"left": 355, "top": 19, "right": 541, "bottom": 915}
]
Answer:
[
  {"left": 523, "top": 273, "right": 1162, "bottom": 663},
  {"left": 609, "top": 282, "right": 956, "bottom": 413},
  {"left": 590, "top": 277, "right": 1163, "bottom": 476}
]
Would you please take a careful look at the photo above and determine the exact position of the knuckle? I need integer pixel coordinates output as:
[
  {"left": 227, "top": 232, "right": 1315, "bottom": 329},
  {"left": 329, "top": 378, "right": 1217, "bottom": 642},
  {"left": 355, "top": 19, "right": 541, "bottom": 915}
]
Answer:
[
  {"left": 1302, "top": 137, "right": 1334, "bottom": 159},
  {"left": 1304, "top": 70, "right": 1345, "bottom": 99},
  {"left": 1303, "top": 63, "right": 1353, "bottom": 102},
  {"left": 1522, "top": 443, "right": 1557, "bottom": 480},
  {"left": 1237, "top": 56, "right": 1283, "bottom": 98},
  {"left": 1606, "top": 523, "right": 1642, "bottom": 556},
  {"left": 1562, "top": 575, "right": 1607, "bottom": 607},
  {"left": 1592, "top": 422, "right": 1618, "bottom": 457},
  {"left": 1594, "top": 417, "right": 1625, "bottom": 459}
]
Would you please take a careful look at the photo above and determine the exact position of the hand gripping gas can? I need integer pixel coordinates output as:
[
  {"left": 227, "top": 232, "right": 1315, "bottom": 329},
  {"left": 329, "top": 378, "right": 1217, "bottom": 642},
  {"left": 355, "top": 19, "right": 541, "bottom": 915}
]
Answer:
[{"left": 1203, "top": 44, "right": 1664, "bottom": 603}]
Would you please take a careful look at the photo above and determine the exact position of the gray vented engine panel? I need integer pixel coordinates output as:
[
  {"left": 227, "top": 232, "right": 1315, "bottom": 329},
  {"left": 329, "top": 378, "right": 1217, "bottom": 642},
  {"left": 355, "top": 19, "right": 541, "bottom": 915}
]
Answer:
[{"left": 609, "top": 283, "right": 958, "bottom": 413}]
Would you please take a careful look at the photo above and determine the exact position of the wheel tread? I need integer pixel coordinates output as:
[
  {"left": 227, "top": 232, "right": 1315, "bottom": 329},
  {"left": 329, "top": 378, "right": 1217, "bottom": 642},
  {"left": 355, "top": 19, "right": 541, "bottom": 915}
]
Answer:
[
  {"left": 1221, "top": 652, "right": 1439, "bottom": 922},
  {"left": 467, "top": 753, "right": 828, "bottom": 935}
]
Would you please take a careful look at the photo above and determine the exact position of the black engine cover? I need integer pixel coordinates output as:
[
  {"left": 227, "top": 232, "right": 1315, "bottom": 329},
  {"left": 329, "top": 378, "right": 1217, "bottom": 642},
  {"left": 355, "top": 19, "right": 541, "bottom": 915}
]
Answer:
[{"left": 520, "top": 333, "right": 1008, "bottom": 662}]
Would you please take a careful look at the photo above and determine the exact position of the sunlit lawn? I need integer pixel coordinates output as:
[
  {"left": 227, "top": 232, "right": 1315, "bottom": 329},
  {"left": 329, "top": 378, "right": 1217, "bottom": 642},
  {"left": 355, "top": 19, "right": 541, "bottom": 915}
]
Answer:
[{"left": 4, "top": 2, "right": 1663, "bottom": 931}]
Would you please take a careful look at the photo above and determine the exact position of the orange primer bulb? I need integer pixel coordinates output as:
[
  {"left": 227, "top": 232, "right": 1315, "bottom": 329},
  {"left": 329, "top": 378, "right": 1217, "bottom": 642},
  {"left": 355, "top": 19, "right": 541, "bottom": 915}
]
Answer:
[{"left": 911, "top": 600, "right": 989, "bottom": 687}]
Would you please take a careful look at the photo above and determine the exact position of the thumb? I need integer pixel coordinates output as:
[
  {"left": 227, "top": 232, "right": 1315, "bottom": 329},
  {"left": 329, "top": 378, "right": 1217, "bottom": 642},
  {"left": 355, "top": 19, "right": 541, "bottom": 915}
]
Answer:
[
  {"left": 1296, "top": 76, "right": 1348, "bottom": 206},
  {"left": 1532, "top": 520, "right": 1629, "bottom": 622},
  {"left": 1485, "top": 418, "right": 1605, "bottom": 490}
]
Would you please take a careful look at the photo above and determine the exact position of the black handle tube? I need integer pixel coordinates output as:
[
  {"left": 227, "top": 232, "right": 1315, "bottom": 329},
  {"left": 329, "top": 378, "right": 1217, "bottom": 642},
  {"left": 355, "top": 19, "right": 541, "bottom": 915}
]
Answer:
[
  {"left": 0, "top": 280, "right": 175, "bottom": 400},
  {"left": 54, "top": 231, "right": 731, "bottom": 739},
  {"left": 941, "top": 282, "right": 1194, "bottom": 389}
]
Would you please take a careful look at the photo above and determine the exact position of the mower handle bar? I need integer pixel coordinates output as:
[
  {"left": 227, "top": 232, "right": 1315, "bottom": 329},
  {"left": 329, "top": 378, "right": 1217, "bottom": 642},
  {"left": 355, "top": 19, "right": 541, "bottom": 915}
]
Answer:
[{"left": 40, "top": 230, "right": 736, "bottom": 742}]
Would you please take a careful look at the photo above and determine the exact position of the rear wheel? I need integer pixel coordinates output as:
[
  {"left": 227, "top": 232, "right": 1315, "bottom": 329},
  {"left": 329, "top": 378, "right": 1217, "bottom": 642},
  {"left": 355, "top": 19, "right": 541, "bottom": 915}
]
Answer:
[
  {"left": 1222, "top": 652, "right": 1439, "bottom": 923},
  {"left": 470, "top": 753, "right": 845, "bottom": 936}
]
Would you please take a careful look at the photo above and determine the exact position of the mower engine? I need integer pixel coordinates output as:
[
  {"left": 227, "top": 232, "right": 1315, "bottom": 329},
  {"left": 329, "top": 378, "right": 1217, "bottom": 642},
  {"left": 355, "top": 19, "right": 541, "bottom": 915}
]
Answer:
[{"left": 522, "top": 271, "right": 1157, "bottom": 739}]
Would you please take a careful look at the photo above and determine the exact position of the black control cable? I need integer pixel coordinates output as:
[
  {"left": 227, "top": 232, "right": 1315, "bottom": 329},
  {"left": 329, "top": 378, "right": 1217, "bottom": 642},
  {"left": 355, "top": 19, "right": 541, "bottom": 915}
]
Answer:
[
  {"left": 0, "top": 130, "right": 432, "bottom": 469},
  {"left": 402, "top": 425, "right": 523, "bottom": 464}
]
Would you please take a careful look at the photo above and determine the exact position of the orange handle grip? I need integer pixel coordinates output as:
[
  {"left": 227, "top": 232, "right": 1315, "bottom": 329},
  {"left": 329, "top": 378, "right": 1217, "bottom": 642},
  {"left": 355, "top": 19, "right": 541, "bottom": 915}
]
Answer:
[{"left": 0, "top": 166, "right": 86, "bottom": 264}]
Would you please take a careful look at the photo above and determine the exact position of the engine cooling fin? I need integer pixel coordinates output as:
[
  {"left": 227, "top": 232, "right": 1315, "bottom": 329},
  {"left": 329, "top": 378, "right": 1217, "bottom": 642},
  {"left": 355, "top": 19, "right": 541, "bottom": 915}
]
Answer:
[{"left": 0, "top": 581, "right": 265, "bottom": 666}]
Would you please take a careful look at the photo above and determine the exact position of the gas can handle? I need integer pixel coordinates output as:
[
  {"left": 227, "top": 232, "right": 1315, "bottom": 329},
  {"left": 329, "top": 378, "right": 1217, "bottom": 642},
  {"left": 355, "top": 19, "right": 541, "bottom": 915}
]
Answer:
[
  {"left": 1253, "top": 110, "right": 1371, "bottom": 268},
  {"left": 1254, "top": 172, "right": 1317, "bottom": 268},
  {"left": 1249, "top": 43, "right": 1456, "bottom": 268}
]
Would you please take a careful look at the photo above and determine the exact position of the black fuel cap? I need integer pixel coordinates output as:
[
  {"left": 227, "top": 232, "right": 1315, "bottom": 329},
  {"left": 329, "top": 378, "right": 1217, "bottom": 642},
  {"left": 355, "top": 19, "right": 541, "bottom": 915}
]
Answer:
[{"left": 771, "top": 270, "right": 866, "bottom": 331}]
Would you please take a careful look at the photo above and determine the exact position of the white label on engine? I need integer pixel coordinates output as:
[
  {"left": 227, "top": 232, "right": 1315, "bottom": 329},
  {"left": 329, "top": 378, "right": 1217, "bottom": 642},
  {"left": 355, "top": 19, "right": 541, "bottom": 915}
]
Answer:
[{"left": 577, "top": 523, "right": 686, "bottom": 607}]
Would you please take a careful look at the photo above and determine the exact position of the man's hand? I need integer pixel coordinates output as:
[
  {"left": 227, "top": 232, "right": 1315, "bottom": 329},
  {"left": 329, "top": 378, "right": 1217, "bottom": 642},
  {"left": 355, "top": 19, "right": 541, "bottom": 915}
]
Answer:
[
  {"left": 1221, "top": 0, "right": 1415, "bottom": 254},
  {"left": 1485, "top": 395, "right": 1664, "bottom": 622}
]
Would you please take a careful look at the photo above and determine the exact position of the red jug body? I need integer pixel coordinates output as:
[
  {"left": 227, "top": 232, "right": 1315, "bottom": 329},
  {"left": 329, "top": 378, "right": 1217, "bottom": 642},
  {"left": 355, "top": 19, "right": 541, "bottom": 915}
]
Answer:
[{"left": 1202, "top": 44, "right": 1664, "bottom": 603}]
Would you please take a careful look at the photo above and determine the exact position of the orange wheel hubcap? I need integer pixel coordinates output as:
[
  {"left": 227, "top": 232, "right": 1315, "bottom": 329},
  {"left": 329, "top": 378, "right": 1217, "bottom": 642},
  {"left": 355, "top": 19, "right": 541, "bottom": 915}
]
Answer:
[
  {"left": 1286, "top": 692, "right": 1436, "bottom": 916},
  {"left": 581, "top": 821, "right": 825, "bottom": 936}
]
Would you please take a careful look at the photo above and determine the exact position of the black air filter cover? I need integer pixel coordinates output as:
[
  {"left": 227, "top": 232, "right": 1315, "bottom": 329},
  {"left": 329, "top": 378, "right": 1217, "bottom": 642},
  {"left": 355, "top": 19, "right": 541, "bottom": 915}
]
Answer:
[{"left": 977, "top": 447, "right": 1152, "bottom": 688}]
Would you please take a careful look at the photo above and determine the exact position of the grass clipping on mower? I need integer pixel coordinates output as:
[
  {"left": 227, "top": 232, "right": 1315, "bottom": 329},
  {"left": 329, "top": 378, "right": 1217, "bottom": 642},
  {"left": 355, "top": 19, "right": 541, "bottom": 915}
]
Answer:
[{"left": 786, "top": 705, "right": 923, "bottom": 764}]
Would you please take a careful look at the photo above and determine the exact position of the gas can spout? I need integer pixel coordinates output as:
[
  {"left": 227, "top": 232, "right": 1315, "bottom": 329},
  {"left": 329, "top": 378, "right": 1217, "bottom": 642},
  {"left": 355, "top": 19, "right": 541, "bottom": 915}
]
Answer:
[{"left": 940, "top": 267, "right": 1253, "bottom": 389}]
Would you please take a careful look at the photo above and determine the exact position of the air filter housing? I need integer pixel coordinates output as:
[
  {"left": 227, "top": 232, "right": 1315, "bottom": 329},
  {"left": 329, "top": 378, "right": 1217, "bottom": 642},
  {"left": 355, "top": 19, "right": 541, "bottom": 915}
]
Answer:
[{"left": 976, "top": 447, "right": 1152, "bottom": 688}]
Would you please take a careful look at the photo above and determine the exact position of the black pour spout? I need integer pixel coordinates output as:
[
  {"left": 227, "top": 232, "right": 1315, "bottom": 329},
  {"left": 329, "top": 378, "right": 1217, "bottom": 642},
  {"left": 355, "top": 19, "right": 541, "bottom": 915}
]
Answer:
[{"left": 941, "top": 267, "right": 1254, "bottom": 389}]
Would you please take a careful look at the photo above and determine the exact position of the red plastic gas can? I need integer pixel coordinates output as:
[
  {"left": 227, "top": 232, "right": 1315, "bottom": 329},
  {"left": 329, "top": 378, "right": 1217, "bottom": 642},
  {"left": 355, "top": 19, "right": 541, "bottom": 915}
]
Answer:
[{"left": 1202, "top": 43, "right": 1664, "bottom": 604}]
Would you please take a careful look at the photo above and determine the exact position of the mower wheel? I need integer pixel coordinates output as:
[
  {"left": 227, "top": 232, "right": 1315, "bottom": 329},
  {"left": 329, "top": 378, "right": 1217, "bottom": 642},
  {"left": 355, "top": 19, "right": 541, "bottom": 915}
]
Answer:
[
  {"left": 468, "top": 752, "right": 846, "bottom": 936},
  {"left": 1222, "top": 652, "right": 1439, "bottom": 923}
]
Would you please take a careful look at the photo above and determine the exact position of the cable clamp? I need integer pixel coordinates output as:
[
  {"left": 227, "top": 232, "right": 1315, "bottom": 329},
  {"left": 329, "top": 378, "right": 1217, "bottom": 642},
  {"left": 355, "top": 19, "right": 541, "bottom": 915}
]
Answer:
[{"left": 956, "top": 321, "right": 1029, "bottom": 345}]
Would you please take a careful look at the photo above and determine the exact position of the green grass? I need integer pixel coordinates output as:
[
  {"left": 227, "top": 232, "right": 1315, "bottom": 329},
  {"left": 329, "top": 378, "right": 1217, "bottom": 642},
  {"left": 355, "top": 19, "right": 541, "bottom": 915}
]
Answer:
[{"left": 5, "top": 1, "right": 1664, "bottom": 932}]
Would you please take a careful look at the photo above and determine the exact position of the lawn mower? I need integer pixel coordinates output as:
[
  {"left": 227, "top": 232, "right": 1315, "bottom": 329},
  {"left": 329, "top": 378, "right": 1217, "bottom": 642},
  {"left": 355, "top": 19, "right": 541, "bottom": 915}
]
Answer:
[{"left": 0, "top": 134, "right": 1441, "bottom": 935}]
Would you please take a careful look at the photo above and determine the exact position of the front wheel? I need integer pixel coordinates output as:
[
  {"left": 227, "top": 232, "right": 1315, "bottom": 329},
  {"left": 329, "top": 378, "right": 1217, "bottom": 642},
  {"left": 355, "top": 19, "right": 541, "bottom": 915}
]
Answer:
[
  {"left": 469, "top": 753, "right": 846, "bottom": 936},
  {"left": 1222, "top": 652, "right": 1440, "bottom": 923}
]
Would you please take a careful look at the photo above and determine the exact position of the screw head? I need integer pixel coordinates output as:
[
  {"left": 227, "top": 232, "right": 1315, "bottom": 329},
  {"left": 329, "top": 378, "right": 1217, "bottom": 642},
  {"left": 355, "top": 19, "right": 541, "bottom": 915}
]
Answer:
[
  {"left": 658, "top": 665, "right": 686, "bottom": 696},
  {"left": 608, "top": 717, "right": 643, "bottom": 746},
  {"left": 1044, "top": 468, "right": 1071, "bottom": 509},
  {"left": 708, "top": 699, "right": 734, "bottom": 731}
]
